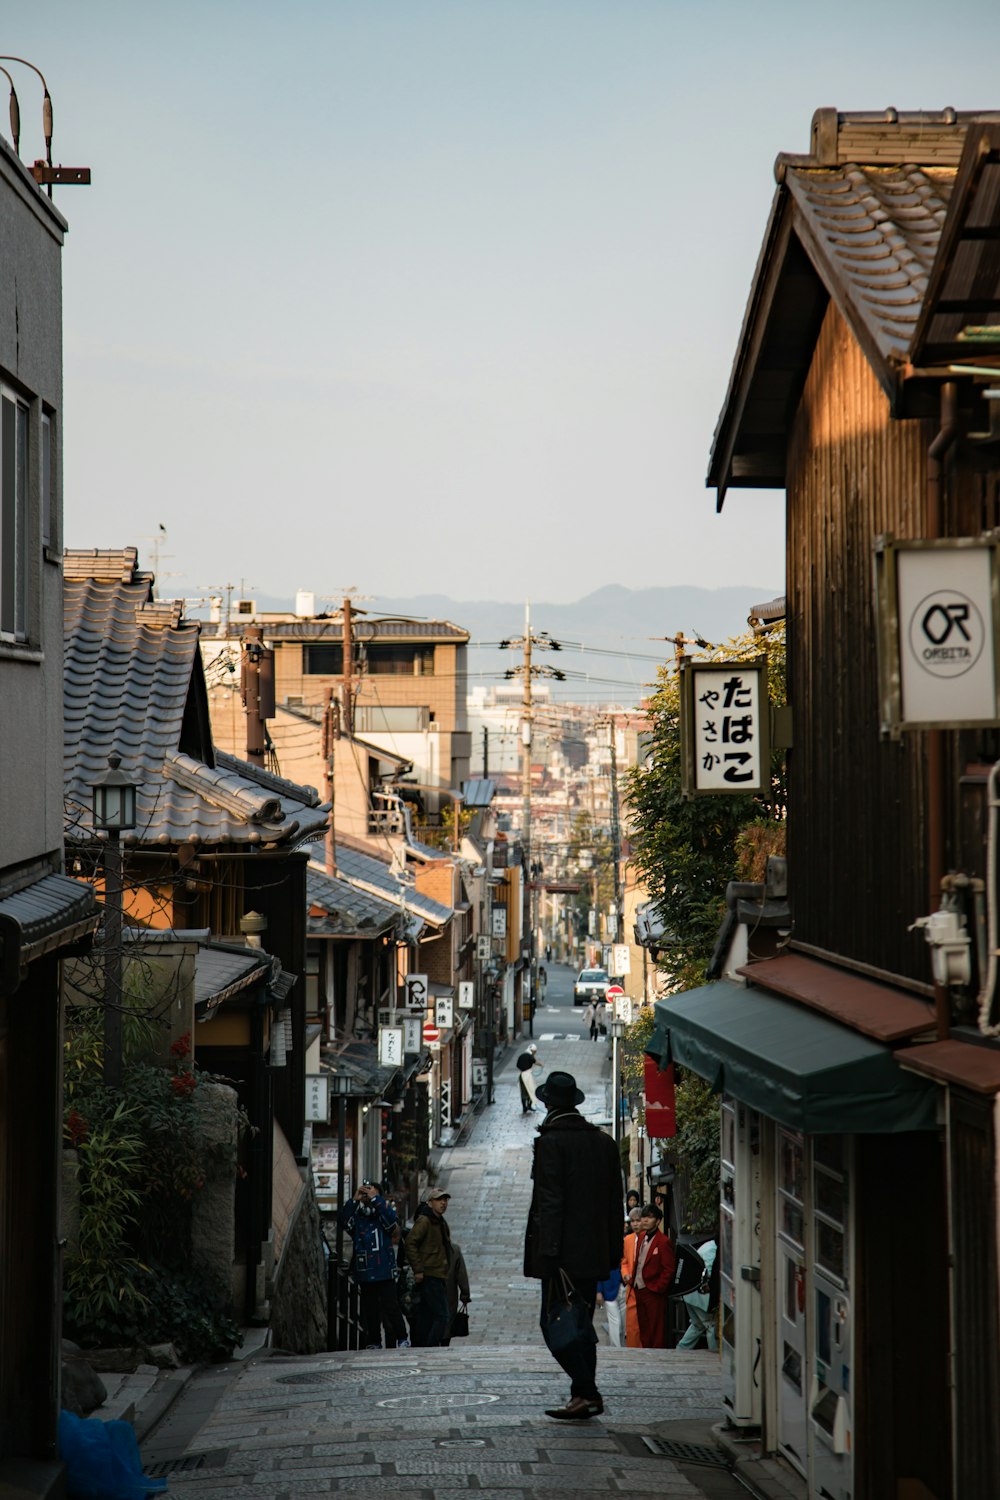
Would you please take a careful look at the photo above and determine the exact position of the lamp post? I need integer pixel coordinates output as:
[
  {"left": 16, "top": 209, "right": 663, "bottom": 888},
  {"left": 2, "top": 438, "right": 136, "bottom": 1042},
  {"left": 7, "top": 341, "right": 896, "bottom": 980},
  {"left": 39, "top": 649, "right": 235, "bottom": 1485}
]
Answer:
[
  {"left": 92, "top": 753, "right": 136, "bottom": 1088},
  {"left": 327, "top": 1065, "right": 355, "bottom": 1349},
  {"left": 610, "top": 1018, "right": 626, "bottom": 1144}
]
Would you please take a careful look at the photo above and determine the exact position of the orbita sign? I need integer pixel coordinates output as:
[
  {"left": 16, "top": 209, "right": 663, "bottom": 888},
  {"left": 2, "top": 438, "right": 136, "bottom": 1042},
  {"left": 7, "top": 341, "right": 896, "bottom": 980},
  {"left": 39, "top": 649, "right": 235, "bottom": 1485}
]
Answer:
[{"left": 875, "top": 537, "right": 1000, "bottom": 732}]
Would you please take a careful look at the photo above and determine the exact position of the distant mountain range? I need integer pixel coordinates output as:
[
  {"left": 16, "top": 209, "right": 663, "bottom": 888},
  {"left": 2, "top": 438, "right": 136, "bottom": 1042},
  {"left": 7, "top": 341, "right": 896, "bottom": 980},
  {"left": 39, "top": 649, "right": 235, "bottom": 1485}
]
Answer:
[
  {"left": 370, "top": 586, "right": 782, "bottom": 702},
  {"left": 205, "top": 584, "right": 782, "bottom": 705}
]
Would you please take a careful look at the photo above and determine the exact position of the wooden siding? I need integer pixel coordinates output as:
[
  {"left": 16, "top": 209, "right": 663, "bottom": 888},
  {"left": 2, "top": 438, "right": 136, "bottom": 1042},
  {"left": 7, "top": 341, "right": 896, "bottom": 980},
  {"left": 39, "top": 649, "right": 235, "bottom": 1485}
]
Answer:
[{"left": 786, "top": 303, "right": 934, "bottom": 981}]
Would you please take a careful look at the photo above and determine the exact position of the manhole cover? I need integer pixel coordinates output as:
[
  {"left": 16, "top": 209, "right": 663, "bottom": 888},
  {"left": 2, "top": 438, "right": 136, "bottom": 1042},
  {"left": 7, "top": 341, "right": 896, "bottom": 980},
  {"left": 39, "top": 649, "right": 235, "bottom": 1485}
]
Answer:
[
  {"left": 378, "top": 1393, "right": 499, "bottom": 1409},
  {"left": 144, "top": 1450, "right": 228, "bottom": 1478},
  {"left": 276, "top": 1369, "right": 413, "bottom": 1387},
  {"left": 643, "top": 1437, "right": 732, "bottom": 1468}
]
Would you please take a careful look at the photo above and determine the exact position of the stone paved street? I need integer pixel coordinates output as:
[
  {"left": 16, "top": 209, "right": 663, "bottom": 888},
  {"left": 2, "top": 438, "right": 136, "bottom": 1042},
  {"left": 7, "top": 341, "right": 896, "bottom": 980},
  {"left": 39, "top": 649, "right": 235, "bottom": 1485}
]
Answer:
[{"left": 141, "top": 975, "right": 782, "bottom": 1498}]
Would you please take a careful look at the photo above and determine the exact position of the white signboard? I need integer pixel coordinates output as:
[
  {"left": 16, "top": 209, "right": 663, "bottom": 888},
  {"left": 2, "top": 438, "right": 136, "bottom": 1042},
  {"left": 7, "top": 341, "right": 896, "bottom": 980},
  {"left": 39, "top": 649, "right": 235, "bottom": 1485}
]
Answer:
[
  {"left": 473, "top": 1061, "right": 487, "bottom": 1086},
  {"left": 378, "top": 1026, "right": 403, "bottom": 1067},
  {"left": 476, "top": 935, "right": 491, "bottom": 961},
  {"left": 305, "top": 1074, "right": 329, "bottom": 1123},
  {"left": 403, "top": 1015, "right": 423, "bottom": 1053},
  {"left": 458, "top": 981, "right": 474, "bottom": 1009},
  {"left": 612, "top": 944, "right": 631, "bottom": 976},
  {"left": 897, "top": 545, "right": 997, "bottom": 725},
  {"left": 492, "top": 906, "right": 507, "bottom": 939},
  {"left": 435, "top": 995, "right": 454, "bottom": 1029},
  {"left": 690, "top": 664, "right": 765, "bottom": 793},
  {"left": 616, "top": 995, "right": 634, "bottom": 1024},
  {"left": 404, "top": 973, "right": 428, "bottom": 1011}
]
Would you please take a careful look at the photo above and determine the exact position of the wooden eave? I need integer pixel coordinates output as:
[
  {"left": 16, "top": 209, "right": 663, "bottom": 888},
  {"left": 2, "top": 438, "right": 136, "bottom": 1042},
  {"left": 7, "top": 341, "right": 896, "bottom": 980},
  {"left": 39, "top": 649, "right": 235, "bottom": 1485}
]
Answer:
[
  {"left": 708, "top": 189, "right": 829, "bottom": 510},
  {"left": 911, "top": 123, "right": 1000, "bottom": 369}
]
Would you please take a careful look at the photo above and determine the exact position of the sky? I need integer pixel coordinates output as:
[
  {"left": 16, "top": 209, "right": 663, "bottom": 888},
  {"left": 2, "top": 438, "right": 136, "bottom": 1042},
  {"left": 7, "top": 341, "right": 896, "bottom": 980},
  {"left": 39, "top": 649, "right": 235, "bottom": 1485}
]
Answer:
[{"left": 8, "top": 1, "right": 1000, "bottom": 606}]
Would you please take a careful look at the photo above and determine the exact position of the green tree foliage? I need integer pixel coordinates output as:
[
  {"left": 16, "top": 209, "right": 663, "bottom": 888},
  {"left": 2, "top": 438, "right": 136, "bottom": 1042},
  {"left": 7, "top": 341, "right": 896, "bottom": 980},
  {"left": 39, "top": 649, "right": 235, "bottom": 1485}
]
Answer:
[
  {"left": 623, "top": 627, "right": 787, "bottom": 1227},
  {"left": 63, "top": 1021, "right": 243, "bottom": 1360}
]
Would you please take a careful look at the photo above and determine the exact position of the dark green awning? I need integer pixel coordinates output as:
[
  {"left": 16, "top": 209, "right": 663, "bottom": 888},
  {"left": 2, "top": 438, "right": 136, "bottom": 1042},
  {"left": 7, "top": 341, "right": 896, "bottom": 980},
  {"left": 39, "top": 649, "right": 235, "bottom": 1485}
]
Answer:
[{"left": 649, "top": 981, "right": 938, "bottom": 1134}]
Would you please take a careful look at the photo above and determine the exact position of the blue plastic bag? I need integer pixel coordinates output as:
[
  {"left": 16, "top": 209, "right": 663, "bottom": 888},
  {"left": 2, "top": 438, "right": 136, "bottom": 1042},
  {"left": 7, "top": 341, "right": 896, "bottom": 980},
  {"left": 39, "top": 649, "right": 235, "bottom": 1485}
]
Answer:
[{"left": 58, "top": 1409, "right": 168, "bottom": 1500}]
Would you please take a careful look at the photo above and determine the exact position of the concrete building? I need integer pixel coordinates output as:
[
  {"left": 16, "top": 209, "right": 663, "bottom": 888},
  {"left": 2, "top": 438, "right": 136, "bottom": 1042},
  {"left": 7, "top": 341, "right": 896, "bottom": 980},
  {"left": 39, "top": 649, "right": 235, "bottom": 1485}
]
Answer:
[{"left": 0, "top": 140, "right": 100, "bottom": 1492}]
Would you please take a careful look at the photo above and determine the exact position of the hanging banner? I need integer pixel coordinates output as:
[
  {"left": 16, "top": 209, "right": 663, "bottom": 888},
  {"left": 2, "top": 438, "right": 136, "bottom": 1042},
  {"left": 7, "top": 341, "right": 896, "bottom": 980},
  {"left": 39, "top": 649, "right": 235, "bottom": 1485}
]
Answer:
[{"left": 644, "top": 1055, "right": 676, "bottom": 1138}]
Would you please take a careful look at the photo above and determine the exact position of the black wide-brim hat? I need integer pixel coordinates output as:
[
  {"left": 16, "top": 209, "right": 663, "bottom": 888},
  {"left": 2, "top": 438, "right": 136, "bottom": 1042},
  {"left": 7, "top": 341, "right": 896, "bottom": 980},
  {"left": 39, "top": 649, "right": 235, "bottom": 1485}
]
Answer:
[{"left": 536, "top": 1070, "right": 585, "bottom": 1108}]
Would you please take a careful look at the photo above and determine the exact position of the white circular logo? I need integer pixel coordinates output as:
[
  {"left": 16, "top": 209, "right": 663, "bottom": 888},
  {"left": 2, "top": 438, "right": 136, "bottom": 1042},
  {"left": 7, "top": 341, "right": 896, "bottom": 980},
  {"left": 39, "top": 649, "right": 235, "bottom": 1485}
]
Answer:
[{"left": 908, "top": 589, "right": 986, "bottom": 679}]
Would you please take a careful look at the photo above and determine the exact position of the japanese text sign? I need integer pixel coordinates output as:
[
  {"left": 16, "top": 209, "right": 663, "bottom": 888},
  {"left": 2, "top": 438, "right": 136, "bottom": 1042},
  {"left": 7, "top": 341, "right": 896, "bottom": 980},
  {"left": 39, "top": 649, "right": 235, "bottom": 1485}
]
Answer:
[
  {"left": 435, "top": 995, "right": 454, "bottom": 1029},
  {"left": 378, "top": 1026, "right": 403, "bottom": 1067},
  {"left": 305, "top": 1074, "right": 329, "bottom": 1123},
  {"left": 404, "top": 974, "right": 428, "bottom": 1012},
  {"left": 680, "top": 658, "right": 769, "bottom": 796}
]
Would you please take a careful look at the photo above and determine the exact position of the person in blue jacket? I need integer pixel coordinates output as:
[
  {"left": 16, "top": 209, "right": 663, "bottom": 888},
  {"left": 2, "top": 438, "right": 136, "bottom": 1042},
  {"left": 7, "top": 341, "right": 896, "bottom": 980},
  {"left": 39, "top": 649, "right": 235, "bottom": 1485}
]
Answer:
[{"left": 337, "top": 1180, "right": 410, "bottom": 1349}]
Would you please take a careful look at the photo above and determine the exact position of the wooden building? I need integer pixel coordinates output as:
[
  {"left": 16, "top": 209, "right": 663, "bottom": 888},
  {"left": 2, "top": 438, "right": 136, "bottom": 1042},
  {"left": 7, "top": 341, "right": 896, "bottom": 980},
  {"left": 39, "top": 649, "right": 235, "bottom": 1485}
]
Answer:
[{"left": 653, "top": 109, "right": 1000, "bottom": 1499}]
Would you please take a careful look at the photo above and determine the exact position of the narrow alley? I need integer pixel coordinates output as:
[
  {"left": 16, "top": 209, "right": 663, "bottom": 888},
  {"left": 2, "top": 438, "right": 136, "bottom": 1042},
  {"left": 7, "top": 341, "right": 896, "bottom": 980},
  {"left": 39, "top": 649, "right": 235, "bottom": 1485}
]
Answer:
[{"left": 138, "top": 969, "right": 796, "bottom": 1500}]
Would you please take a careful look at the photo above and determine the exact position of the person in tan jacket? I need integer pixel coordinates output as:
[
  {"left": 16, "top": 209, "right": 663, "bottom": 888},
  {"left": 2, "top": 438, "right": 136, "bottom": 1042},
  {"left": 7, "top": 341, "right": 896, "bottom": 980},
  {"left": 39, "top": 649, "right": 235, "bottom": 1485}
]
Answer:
[{"left": 405, "top": 1190, "right": 452, "bottom": 1345}]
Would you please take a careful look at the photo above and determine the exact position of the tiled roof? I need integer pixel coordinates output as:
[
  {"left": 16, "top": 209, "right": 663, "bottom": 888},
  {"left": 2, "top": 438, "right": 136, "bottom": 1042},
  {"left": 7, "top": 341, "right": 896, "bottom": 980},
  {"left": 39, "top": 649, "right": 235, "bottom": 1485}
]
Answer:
[
  {"left": 307, "top": 863, "right": 401, "bottom": 937},
  {"left": 785, "top": 164, "right": 952, "bottom": 367},
  {"left": 708, "top": 109, "right": 1000, "bottom": 502},
  {"left": 195, "top": 944, "right": 271, "bottom": 1010},
  {"left": 333, "top": 843, "right": 453, "bottom": 926},
  {"left": 64, "top": 552, "right": 328, "bottom": 850}
]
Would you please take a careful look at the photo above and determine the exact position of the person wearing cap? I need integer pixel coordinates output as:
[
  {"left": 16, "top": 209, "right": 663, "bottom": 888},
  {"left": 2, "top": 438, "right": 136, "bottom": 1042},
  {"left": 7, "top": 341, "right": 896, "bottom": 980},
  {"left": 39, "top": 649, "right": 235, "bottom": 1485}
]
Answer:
[
  {"left": 516, "top": 1044, "right": 543, "bottom": 1114},
  {"left": 405, "top": 1189, "right": 453, "bottom": 1346},
  {"left": 337, "top": 1180, "right": 409, "bottom": 1350},
  {"left": 524, "top": 1070, "right": 624, "bottom": 1421}
]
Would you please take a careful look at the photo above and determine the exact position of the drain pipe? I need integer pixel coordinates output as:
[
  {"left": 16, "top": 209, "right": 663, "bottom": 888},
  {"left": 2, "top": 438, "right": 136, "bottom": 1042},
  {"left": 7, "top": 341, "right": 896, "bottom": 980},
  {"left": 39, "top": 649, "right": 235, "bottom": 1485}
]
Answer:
[
  {"left": 927, "top": 381, "right": 958, "bottom": 1040},
  {"left": 978, "top": 761, "right": 1000, "bottom": 1035}
]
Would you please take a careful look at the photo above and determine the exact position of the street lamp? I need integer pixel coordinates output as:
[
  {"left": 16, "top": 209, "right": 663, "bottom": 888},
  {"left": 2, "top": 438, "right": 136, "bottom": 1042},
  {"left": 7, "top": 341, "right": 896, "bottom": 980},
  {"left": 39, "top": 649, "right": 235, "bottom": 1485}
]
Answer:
[
  {"left": 610, "top": 1017, "right": 626, "bottom": 1144},
  {"left": 92, "top": 754, "right": 136, "bottom": 1088},
  {"left": 327, "top": 1066, "right": 355, "bottom": 1350}
]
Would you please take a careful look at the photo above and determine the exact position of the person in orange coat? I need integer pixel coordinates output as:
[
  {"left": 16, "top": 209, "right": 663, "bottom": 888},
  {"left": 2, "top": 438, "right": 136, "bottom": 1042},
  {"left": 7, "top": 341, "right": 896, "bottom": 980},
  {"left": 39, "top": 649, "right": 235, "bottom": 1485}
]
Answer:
[
  {"left": 620, "top": 1207, "right": 644, "bottom": 1347},
  {"left": 631, "top": 1204, "right": 676, "bottom": 1348}
]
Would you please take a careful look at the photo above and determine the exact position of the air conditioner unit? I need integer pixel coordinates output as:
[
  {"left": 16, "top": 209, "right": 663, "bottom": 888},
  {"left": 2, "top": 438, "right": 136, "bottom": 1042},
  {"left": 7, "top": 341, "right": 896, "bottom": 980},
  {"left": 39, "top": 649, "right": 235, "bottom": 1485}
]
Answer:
[
  {"left": 235, "top": 599, "right": 256, "bottom": 617},
  {"left": 377, "top": 1009, "right": 397, "bottom": 1028}
]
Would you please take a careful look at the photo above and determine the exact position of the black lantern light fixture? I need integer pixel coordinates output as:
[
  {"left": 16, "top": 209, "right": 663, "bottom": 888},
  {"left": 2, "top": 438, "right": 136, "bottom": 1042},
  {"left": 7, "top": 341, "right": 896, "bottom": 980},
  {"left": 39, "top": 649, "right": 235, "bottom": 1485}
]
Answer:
[
  {"left": 92, "top": 753, "right": 136, "bottom": 1087},
  {"left": 92, "top": 752, "right": 137, "bottom": 833}
]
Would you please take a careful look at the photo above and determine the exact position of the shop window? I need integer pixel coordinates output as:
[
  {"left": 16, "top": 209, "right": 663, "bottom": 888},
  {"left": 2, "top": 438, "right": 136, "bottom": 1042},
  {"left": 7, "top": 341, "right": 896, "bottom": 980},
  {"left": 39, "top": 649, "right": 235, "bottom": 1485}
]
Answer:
[{"left": 778, "top": 1130, "right": 805, "bottom": 1246}]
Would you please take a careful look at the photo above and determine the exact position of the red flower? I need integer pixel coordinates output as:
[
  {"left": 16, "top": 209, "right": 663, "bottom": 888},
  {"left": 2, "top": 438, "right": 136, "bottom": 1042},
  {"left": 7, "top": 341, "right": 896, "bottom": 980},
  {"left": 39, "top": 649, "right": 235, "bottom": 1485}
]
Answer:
[
  {"left": 66, "top": 1109, "right": 88, "bottom": 1146},
  {"left": 170, "top": 1071, "right": 197, "bottom": 1098},
  {"left": 170, "top": 1032, "right": 192, "bottom": 1060}
]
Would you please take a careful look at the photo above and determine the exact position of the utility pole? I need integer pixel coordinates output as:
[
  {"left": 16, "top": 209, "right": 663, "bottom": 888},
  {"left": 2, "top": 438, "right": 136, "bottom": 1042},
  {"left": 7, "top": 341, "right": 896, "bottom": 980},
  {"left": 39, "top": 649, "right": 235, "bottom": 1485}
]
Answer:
[
  {"left": 341, "top": 596, "right": 354, "bottom": 735},
  {"left": 499, "top": 607, "right": 565, "bottom": 1036},
  {"left": 322, "top": 687, "right": 340, "bottom": 876},
  {"left": 608, "top": 719, "right": 624, "bottom": 949},
  {"left": 483, "top": 726, "right": 489, "bottom": 779},
  {"left": 241, "top": 625, "right": 275, "bottom": 767}
]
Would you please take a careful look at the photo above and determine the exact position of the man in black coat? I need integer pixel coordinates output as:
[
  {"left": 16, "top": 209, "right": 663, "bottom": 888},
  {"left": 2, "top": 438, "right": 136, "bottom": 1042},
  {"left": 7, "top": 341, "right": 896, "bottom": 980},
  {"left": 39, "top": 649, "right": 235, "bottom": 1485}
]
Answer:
[{"left": 524, "top": 1070, "right": 624, "bottom": 1420}]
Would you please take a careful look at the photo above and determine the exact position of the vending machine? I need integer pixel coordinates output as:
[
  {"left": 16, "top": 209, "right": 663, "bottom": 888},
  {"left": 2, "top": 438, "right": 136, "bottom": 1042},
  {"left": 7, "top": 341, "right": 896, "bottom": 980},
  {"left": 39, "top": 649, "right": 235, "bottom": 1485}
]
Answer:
[{"left": 719, "top": 1097, "right": 762, "bottom": 1427}]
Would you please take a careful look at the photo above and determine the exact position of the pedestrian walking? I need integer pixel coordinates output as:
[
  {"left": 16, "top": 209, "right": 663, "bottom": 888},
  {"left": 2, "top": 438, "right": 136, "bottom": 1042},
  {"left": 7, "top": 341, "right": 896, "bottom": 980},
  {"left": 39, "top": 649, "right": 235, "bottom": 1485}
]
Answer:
[
  {"left": 620, "top": 1206, "right": 644, "bottom": 1347},
  {"left": 406, "top": 1190, "right": 453, "bottom": 1346},
  {"left": 523, "top": 1069, "right": 623, "bottom": 1421},
  {"left": 336, "top": 1180, "right": 409, "bottom": 1350},
  {"left": 595, "top": 1266, "right": 626, "bottom": 1347},
  {"left": 583, "top": 1001, "right": 599, "bottom": 1041},
  {"left": 627, "top": 1203, "right": 676, "bottom": 1348},
  {"left": 517, "top": 1044, "right": 543, "bottom": 1113},
  {"left": 678, "top": 1238, "right": 718, "bottom": 1351},
  {"left": 444, "top": 1240, "right": 472, "bottom": 1344},
  {"left": 625, "top": 1189, "right": 641, "bottom": 1216}
]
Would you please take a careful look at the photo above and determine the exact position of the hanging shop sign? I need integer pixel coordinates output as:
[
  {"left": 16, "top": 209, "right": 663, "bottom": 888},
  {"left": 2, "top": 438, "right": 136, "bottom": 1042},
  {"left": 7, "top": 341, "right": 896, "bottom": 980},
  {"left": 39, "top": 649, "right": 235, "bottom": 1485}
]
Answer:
[
  {"left": 403, "top": 1015, "right": 423, "bottom": 1053},
  {"left": 680, "top": 658, "right": 769, "bottom": 797},
  {"left": 404, "top": 973, "right": 428, "bottom": 1011},
  {"left": 378, "top": 1026, "right": 404, "bottom": 1067},
  {"left": 435, "top": 995, "right": 454, "bottom": 1029},
  {"left": 305, "top": 1074, "right": 330, "bottom": 1123},
  {"left": 459, "top": 981, "right": 475, "bottom": 1009},
  {"left": 492, "top": 906, "right": 507, "bottom": 939},
  {"left": 875, "top": 535, "right": 1000, "bottom": 732}
]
